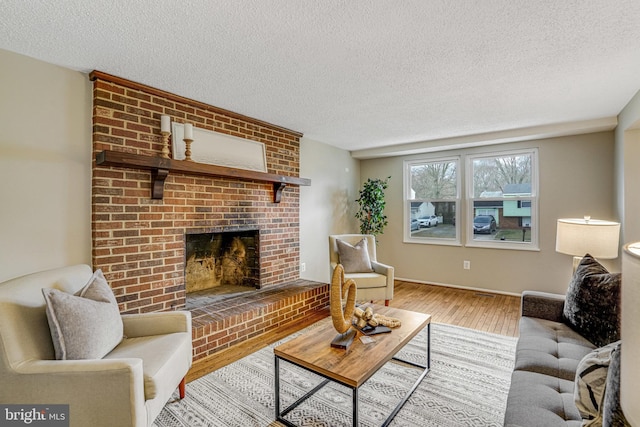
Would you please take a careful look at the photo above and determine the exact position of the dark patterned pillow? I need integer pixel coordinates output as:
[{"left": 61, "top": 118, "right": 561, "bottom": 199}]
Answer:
[
  {"left": 601, "top": 342, "right": 631, "bottom": 426},
  {"left": 563, "top": 254, "right": 621, "bottom": 347}
]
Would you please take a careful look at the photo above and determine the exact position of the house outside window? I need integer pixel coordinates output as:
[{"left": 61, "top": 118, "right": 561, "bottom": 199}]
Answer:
[
  {"left": 404, "top": 157, "right": 460, "bottom": 245},
  {"left": 467, "top": 149, "right": 538, "bottom": 250}
]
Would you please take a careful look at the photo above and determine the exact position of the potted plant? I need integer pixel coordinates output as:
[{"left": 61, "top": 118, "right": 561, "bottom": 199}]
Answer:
[{"left": 355, "top": 177, "right": 390, "bottom": 237}]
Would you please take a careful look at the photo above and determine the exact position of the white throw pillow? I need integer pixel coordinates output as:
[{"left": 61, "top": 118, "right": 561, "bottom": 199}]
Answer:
[
  {"left": 336, "top": 238, "right": 374, "bottom": 273},
  {"left": 42, "top": 269, "right": 123, "bottom": 360},
  {"left": 574, "top": 340, "right": 620, "bottom": 426}
]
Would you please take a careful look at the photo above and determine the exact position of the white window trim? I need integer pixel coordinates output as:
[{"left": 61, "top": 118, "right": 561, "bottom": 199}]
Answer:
[
  {"left": 465, "top": 148, "right": 539, "bottom": 251},
  {"left": 403, "top": 156, "right": 461, "bottom": 246}
]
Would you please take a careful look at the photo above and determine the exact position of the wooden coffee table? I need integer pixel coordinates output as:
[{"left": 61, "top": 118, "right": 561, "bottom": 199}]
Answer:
[{"left": 274, "top": 305, "right": 431, "bottom": 427}]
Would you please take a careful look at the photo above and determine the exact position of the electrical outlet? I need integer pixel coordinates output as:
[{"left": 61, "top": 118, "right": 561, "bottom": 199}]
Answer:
[
  {"left": 300, "top": 262, "right": 306, "bottom": 272},
  {"left": 463, "top": 260, "right": 471, "bottom": 270}
]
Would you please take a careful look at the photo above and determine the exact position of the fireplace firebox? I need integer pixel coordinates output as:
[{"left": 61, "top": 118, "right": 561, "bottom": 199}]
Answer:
[{"left": 185, "top": 229, "right": 260, "bottom": 294}]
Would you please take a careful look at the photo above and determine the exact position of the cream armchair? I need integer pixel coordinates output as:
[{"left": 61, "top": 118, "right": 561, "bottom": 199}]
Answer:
[
  {"left": 0, "top": 265, "right": 192, "bottom": 427},
  {"left": 329, "top": 234, "right": 394, "bottom": 306}
]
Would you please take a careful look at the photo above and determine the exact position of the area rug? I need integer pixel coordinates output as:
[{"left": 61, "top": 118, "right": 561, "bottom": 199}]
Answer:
[{"left": 154, "top": 320, "right": 517, "bottom": 427}]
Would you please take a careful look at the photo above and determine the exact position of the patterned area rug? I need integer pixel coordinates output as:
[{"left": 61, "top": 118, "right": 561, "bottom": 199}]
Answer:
[{"left": 154, "top": 320, "right": 517, "bottom": 427}]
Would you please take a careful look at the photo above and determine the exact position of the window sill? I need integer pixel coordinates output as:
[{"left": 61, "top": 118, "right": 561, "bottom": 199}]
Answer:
[
  {"left": 404, "top": 237, "right": 462, "bottom": 247},
  {"left": 464, "top": 241, "right": 540, "bottom": 251}
]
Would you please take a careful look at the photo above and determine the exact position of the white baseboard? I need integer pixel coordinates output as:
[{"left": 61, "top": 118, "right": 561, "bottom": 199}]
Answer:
[{"left": 394, "top": 276, "right": 522, "bottom": 297}]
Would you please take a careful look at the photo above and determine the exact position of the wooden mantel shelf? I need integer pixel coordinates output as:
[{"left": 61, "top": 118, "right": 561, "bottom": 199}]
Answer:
[{"left": 96, "top": 150, "right": 311, "bottom": 203}]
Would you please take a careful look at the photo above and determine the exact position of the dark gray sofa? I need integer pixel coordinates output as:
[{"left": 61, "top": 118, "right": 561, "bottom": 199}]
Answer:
[
  {"left": 504, "top": 291, "right": 627, "bottom": 427},
  {"left": 504, "top": 291, "right": 594, "bottom": 426}
]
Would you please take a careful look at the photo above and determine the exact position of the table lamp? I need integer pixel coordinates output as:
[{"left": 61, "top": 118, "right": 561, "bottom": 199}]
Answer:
[{"left": 555, "top": 217, "right": 621, "bottom": 272}]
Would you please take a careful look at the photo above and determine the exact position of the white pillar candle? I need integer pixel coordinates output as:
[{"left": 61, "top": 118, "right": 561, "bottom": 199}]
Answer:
[
  {"left": 184, "top": 123, "right": 193, "bottom": 140},
  {"left": 160, "top": 115, "right": 171, "bottom": 133}
]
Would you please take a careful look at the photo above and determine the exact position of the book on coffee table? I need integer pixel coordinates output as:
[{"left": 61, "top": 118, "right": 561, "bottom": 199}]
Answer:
[{"left": 356, "top": 325, "right": 392, "bottom": 335}]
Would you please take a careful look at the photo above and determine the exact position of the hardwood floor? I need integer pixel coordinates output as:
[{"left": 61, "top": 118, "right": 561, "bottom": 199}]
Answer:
[
  {"left": 186, "top": 280, "right": 521, "bottom": 383},
  {"left": 391, "top": 280, "right": 521, "bottom": 337}
]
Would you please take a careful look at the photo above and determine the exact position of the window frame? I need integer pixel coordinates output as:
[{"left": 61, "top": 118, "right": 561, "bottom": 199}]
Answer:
[
  {"left": 465, "top": 148, "right": 539, "bottom": 251},
  {"left": 403, "top": 156, "right": 461, "bottom": 246}
]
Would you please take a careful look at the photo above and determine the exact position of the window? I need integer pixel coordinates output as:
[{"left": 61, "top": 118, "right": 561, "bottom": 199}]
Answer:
[
  {"left": 403, "top": 149, "right": 538, "bottom": 250},
  {"left": 467, "top": 149, "right": 538, "bottom": 250},
  {"left": 404, "top": 157, "right": 460, "bottom": 244}
]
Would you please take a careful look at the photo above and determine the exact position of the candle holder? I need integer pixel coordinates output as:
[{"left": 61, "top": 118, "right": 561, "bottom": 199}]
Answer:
[
  {"left": 160, "top": 131, "right": 171, "bottom": 159},
  {"left": 183, "top": 138, "right": 193, "bottom": 161},
  {"left": 160, "top": 115, "right": 172, "bottom": 159}
]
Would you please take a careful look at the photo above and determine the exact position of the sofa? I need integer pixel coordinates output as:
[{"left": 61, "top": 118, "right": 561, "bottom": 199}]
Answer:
[
  {"left": 0, "top": 264, "right": 193, "bottom": 427},
  {"left": 504, "top": 255, "right": 629, "bottom": 427}
]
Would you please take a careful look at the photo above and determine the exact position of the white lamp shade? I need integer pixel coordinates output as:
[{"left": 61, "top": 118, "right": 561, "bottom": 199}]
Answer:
[
  {"left": 555, "top": 218, "right": 620, "bottom": 259},
  {"left": 621, "top": 242, "right": 640, "bottom": 426}
]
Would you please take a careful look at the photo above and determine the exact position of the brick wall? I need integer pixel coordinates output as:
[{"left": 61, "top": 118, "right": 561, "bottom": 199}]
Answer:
[{"left": 90, "top": 71, "right": 304, "bottom": 314}]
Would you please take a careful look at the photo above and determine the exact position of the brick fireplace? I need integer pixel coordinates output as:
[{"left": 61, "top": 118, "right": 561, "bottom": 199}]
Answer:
[{"left": 90, "top": 71, "right": 328, "bottom": 360}]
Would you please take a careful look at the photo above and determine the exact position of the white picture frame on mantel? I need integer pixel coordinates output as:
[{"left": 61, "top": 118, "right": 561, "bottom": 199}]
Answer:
[{"left": 171, "top": 123, "right": 268, "bottom": 173}]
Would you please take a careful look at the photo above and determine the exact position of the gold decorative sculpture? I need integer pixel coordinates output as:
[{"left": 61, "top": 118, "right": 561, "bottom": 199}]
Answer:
[
  {"left": 353, "top": 306, "right": 401, "bottom": 329},
  {"left": 330, "top": 264, "right": 358, "bottom": 349}
]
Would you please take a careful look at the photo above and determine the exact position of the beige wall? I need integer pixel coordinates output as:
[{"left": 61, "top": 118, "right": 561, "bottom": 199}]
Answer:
[
  {"left": 616, "top": 88, "right": 640, "bottom": 244},
  {"left": 622, "top": 128, "right": 640, "bottom": 242},
  {"left": 615, "top": 88, "right": 640, "bottom": 426},
  {"left": 0, "top": 49, "right": 92, "bottom": 282},
  {"left": 360, "top": 132, "right": 617, "bottom": 295},
  {"left": 299, "top": 137, "right": 360, "bottom": 282}
]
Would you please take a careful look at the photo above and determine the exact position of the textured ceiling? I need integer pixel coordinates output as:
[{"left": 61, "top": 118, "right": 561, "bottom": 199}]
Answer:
[{"left": 1, "top": 1, "right": 639, "bottom": 153}]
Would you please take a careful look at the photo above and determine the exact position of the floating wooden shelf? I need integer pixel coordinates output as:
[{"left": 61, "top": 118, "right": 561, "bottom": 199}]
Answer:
[{"left": 95, "top": 150, "right": 311, "bottom": 203}]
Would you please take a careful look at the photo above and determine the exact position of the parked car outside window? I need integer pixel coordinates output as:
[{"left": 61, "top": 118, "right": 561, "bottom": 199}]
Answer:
[
  {"left": 418, "top": 215, "right": 438, "bottom": 228},
  {"left": 473, "top": 215, "right": 497, "bottom": 234},
  {"left": 410, "top": 218, "right": 420, "bottom": 231}
]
